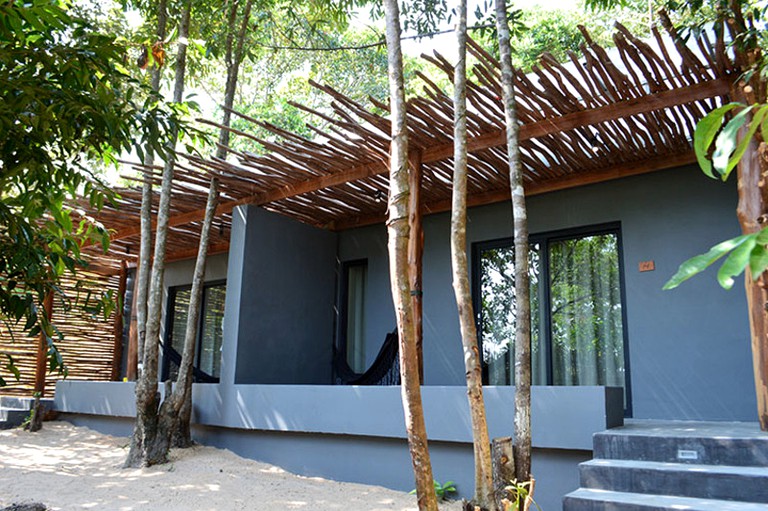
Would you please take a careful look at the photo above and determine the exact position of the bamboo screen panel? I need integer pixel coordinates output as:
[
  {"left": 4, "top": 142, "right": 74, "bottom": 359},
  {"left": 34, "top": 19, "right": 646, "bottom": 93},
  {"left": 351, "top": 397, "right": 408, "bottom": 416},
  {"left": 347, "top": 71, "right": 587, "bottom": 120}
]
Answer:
[{"left": 0, "top": 270, "right": 120, "bottom": 397}]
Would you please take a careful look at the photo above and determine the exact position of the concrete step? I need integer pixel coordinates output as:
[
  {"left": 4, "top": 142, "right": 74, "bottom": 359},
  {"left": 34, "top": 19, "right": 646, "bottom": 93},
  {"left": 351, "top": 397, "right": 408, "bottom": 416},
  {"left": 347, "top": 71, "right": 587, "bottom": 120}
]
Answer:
[
  {"left": 594, "top": 421, "right": 768, "bottom": 467},
  {"left": 0, "top": 396, "right": 32, "bottom": 410},
  {"left": 580, "top": 459, "right": 768, "bottom": 503},
  {"left": 0, "top": 408, "right": 29, "bottom": 429},
  {"left": 0, "top": 396, "right": 54, "bottom": 410},
  {"left": 563, "top": 488, "right": 768, "bottom": 511}
]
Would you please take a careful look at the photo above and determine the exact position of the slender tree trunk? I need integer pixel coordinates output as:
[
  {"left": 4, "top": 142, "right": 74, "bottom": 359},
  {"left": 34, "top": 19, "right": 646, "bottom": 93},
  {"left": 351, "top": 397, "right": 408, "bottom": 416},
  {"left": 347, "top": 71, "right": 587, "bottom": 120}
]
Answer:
[
  {"left": 725, "top": 0, "right": 768, "bottom": 432},
  {"left": 494, "top": 0, "right": 533, "bottom": 490},
  {"left": 382, "top": 2, "right": 438, "bottom": 510},
  {"left": 28, "top": 292, "right": 54, "bottom": 432},
  {"left": 125, "top": 0, "right": 192, "bottom": 468},
  {"left": 135, "top": 0, "right": 168, "bottom": 379},
  {"left": 451, "top": 3, "right": 496, "bottom": 509},
  {"left": 157, "top": 177, "right": 220, "bottom": 451},
  {"left": 216, "top": 0, "right": 253, "bottom": 160}
]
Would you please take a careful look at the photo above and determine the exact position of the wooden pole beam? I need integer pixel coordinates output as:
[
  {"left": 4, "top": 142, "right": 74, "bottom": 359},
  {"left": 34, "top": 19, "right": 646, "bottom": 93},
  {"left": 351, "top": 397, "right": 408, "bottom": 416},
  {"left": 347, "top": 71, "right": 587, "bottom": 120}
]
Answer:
[
  {"left": 163, "top": 241, "right": 230, "bottom": 264},
  {"left": 106, "top": 78, "right": 727, "bottom": 242},
  {"left": 331, "top": 151, "right": 697, "bottom": 231},
  {"left": 126, "top": 263, "right": 140, "bottom": 381},
  {"left": 407, "top": 151, "right": 425, "bottom": 384},
  {"left": 421, "top": 78, "right": 731, "bottom": 163},
  {"left": 110, "top": 261, "right": 128, "bottom": 381}
]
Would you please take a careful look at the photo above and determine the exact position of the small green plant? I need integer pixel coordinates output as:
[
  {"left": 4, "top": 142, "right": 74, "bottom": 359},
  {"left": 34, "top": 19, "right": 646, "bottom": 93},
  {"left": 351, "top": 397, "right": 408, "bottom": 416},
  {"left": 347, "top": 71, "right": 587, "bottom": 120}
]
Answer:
[
  {"left": 502, "top": 479, "right": 541, "bottom": 511},
  {"left": 433, "top": 480, "right": 457, "bottom": 501},
  {"left": 410, "top": 479, "right": 457, "bottom": 502}
]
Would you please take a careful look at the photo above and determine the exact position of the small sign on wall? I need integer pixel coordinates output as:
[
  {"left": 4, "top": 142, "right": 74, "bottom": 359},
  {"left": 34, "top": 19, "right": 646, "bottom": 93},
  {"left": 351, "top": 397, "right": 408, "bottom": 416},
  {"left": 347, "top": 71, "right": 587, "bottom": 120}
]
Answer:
[{"left": 639, "top": 260, "right": 655, "bottom": 272}]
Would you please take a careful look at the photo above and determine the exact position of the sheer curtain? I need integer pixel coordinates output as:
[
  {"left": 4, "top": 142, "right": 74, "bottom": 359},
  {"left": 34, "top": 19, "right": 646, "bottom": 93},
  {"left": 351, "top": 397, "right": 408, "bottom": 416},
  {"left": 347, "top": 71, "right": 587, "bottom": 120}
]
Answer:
[
  {"left": 549, "top": 234, "right": 624, "bottom": 388},
  {"left": 346, "top": 264, "right": 367, "bottom": 373}
]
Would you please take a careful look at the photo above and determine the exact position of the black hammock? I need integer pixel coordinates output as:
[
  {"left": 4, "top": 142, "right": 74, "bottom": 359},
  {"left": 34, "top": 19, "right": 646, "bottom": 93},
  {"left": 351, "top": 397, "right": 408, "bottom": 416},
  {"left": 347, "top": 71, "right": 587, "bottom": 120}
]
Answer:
[
  {"left": 162, "top": 341, "right": 219, "bottom": 383},
  {"left": 333, "top": 330, "right": 400, "bottom": 386}
]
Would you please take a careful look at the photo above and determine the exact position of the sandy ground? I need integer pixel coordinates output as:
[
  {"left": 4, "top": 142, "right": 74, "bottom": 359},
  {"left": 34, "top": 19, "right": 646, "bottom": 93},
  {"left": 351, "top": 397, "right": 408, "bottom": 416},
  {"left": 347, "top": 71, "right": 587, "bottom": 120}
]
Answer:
[{"left": 0, "top": 421, "right": 464, "bottom": 511}]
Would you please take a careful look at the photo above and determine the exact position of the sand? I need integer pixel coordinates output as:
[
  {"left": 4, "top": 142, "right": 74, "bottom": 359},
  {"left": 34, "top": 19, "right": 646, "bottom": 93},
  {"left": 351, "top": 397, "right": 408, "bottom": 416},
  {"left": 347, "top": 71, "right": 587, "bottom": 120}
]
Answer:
[{"left": 0, "top": 421, "right": 464, "bottom": 511}]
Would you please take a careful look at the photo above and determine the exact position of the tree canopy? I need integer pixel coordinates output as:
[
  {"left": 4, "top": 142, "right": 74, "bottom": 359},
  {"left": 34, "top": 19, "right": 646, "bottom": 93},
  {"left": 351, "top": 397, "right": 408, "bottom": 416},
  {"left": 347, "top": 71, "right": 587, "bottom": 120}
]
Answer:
[{"left": 0, "top": 0, "right": 195, "bottom": 383}]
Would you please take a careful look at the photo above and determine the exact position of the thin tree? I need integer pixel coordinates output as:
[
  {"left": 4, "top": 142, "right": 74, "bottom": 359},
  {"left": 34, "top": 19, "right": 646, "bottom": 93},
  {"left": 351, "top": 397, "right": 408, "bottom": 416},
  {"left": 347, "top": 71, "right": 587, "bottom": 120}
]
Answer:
[
  {"left": 216, "top": 0, "right": 254, "bottom": 160},
  {"left": 451, "top": 1, "right": 497, "bottom": 510},
  {"left": 125, "top": 0, "right": 193, "bottom": 468},
  {"left": 494, "top": 0, "right": 534, "bottom": 500},
  {"left": 135, "top": 0, "right": 168, "bottom": 378},
  {"left": 171, "top": 0, "right": 257, "bottom": 446},
  {"left": 382, "top": 0, "right": 438, "bottom": 509},
  {"left": 157, "top": 177, "right": 220, "bottom": 449}
]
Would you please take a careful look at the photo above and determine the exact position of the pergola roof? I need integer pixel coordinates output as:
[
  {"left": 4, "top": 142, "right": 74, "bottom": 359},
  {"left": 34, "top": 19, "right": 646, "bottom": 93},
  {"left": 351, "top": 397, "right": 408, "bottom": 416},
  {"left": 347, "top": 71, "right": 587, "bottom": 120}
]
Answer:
[{"left": 85, "top": 21, "right": 736, "bottom": 273}]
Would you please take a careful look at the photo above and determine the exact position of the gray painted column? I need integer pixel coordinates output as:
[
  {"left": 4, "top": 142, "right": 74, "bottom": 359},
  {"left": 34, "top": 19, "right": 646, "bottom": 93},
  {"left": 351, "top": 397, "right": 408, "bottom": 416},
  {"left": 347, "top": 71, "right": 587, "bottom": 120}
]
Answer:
[{"left": 220, "top": 205, "right": 248, "bottom": 388}]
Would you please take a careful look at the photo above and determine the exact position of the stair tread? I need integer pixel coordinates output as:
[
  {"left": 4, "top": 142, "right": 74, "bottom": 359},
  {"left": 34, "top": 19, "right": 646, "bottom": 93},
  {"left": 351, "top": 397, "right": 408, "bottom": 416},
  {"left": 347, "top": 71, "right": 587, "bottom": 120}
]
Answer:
[
  {"left": 566, "top": 488, "right": 768, "bottom": 510},
  {"left": 597, "top": 421, "right": 768, "bottom": 440},
  {"left": 582, "top": 458, "right": 768, "bottom": 475}
]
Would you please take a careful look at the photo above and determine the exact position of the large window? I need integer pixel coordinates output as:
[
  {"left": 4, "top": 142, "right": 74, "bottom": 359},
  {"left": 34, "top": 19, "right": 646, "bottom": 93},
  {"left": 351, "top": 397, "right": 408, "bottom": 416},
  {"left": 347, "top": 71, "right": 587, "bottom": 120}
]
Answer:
[
  {"left": 162, "top": 281, "right": 226, "bottom": 383},
  {"left": 473, "top": 224, "right": 631, "bottom": 412}
]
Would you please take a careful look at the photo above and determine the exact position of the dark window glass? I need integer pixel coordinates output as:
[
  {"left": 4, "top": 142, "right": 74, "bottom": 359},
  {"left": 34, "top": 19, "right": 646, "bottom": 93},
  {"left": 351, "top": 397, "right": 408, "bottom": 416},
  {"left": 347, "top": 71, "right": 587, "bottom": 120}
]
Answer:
[
  {"left": 475, "top": 225, "right": 630, "bottom": 412},
  {"left": 164, "top": 281, "right": 226, "bottom": 382}
]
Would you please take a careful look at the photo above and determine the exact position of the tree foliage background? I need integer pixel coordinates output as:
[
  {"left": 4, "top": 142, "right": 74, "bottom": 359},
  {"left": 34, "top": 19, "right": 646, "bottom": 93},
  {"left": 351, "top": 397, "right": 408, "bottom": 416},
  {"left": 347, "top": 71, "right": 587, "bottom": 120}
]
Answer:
[{"left": 0, "top": 0, "right": 195, "bottom": 384}]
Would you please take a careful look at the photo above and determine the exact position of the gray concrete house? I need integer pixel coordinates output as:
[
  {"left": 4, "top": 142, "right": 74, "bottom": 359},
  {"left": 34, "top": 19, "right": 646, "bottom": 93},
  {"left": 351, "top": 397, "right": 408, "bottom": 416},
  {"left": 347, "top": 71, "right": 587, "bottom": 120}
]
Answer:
[{"left": 52, "top": 27, "right": 768, "bottom": 511}]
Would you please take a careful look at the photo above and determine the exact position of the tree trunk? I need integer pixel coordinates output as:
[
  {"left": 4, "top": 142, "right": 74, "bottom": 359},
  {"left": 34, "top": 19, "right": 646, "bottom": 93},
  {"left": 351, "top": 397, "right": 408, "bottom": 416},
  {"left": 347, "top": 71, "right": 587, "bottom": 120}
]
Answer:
[
  {"left": 382, "top": 1, "right": 438, "bottom": 510},
  {"left": 216, "top": 0, "right": 253, "bottom": 160},
  {"left": 157, "top": 177, "right": 220, "bottom": 449},
  {"left": 451, "top": 3, "right": 497, "bottom": 509},
  {"left": 494, "top": 0, "right": 533, "bottom": 491},
  {"left": 734, "top": 106, "right": 768, "bottom": 431},
  {"left": 135, "top": 0, "right": 168, "bottom": 379},
  {"left": 28, "top": 293, "right": 54, "bottom": 432},
  {"left": 726, "top": 0, "right": 768, "bottom": 432},
  {"left": 125, "top": 0, "right": 191, "bottom": 468},
  {"left": 492, "top": 437, "right": 515, "bottom": 506}
]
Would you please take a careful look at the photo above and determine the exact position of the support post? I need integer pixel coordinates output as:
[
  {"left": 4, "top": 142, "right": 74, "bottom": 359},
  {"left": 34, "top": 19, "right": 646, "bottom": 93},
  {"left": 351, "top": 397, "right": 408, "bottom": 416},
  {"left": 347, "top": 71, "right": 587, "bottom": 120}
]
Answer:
[
  {"left": 110, "top": 261, "right": 129, "bottom": 381},
  {"left": 33, "top": 292, "right": 54, "bottom": 396},
  {"left": 408, "top": 151, "right": 425, "bottom": 383},
  {"left": 126, "top": 261, "right": 140, "bottom": 381}
]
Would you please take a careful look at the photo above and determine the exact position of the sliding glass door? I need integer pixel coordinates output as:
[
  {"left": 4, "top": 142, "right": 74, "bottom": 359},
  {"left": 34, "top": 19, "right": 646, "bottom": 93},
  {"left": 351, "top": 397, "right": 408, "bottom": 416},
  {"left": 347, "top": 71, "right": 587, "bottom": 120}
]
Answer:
[{"left": 474, "top": 224, "right": 630, "bottom": 413}]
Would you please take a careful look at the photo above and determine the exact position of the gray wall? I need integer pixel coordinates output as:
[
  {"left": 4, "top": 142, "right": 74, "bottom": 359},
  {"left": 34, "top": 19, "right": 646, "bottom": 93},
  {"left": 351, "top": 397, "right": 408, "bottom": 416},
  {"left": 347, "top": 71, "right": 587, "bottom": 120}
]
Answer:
[
  {"left": 230, "top": 206, "right": 338, "bottom": 384},
  {"left": 59, "top": 411, "right": 587, "bottom": 511},
  {"left": 339, "top": 166, "right": 755, "bottom": 422},
  {"left": 193, "top": 427, "right": 588, "bottom": 511},
  {"left": 57, "top": 380, "right": 615, "bottom": 510}
]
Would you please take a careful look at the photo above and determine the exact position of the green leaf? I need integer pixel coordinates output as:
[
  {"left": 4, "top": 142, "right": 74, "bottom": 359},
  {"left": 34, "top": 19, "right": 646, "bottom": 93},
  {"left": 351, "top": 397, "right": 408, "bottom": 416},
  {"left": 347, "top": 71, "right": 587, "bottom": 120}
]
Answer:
[
  {"left": 749, "top": 243, "right": 768, "bottom": 280},
  {"left": 694, "top": 103, "right": 741, "bottom": 179},
  {"left": 712, "top": 105, "right": 754, "bottom": 180},
  {"left": 717, "top": 234, "right": 758, "bottom": 289},
  {"left": 724, "top": 104, "right": 768, "bottom": 180},
  {"left": 664, "top": 234, "right": 752, "bottom": 290}
]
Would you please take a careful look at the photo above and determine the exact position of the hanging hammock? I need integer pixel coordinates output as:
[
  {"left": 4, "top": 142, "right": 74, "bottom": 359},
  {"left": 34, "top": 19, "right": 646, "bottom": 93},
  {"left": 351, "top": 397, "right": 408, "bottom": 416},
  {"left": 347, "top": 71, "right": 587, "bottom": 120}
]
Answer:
[
  {"left": 162, "top": 341, "right": 219, "bottom": 383},
  {"left": 333, "top": 329, "right": 400, "bottom": 385}
]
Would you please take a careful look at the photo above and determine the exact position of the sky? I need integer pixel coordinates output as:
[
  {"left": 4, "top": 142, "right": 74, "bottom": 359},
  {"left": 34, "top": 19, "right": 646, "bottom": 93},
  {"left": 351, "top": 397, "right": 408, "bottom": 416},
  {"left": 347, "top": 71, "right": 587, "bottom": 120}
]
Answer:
[{"left": 349, "top": 0, "right": 584, "bottom": 58}]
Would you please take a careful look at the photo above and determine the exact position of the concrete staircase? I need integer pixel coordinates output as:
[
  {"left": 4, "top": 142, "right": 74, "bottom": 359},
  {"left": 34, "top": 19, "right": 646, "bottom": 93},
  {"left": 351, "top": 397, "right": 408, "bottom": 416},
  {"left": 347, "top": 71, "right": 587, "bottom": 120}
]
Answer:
[
  {"left": 563, "top": 420, "right": 768, "bottom": 511},
  {"left": 0, "top": 396, "right": 54, "bottom": 429}
]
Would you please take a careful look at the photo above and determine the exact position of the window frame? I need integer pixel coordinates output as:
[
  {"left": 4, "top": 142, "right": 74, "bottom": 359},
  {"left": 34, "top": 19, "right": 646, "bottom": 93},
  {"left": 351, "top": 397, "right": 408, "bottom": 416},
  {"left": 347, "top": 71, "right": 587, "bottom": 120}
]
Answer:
[
  {"left": 162, "top": 279, "right": 227, "bottom": 383},
  {"left": 472, "top": 222, "right": 633, "bottom": 416}
]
